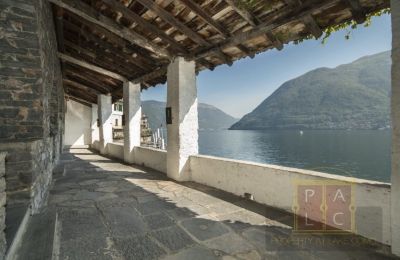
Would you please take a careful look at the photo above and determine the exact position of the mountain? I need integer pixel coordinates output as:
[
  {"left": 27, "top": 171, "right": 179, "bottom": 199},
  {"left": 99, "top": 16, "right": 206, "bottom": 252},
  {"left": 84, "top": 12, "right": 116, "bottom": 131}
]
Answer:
[
  {"left": 142, "top": 100, "right": 237, "bottom": 130},
  {"left": 230, "top": 51, "right": 391, "bottom": 130}
]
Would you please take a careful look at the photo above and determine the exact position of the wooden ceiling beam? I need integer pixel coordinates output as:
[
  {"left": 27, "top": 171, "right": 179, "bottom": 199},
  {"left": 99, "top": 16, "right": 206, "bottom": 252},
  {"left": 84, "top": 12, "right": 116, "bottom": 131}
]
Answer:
[
  {"left": 64, "top": 40, "right": 96, "bottom": 59},
  {"left": 224, "top": 0, "right": 257, "bottom": 27},
  {"left": 265, "top": 31, "right": 283, "bottom": 50},
  {"left": 48, "top": 0, "right": 171, "bottom": 58},
  {"left": 135, "top": 0, "right": 209, "bottom": 46},
  {"left": 64, "top": 10, "right": 214, "bottom": 72},
  {"left": 195, "top": 0, "right": 340, "bottom": 60},
  {"left": 64, "top": 48, "right": 129, "bottom": 79},
  {"left": 67, "top": 95, "right": 94, "bottom": 106},
  {"left": 178, "top": 0, "right": 253, "bottom": 58},
  {"left": 65, "top": 12, "right": 158, "bottom": 68},
  {"left": 63, "top": 35, "right": 142, "bottom": 75},
  {"left": 101, "top": 0, "right": 189, "bottom": 56},
  {"left": 114, "top": 0, "right": 342, "bottom": 85},
  {"left": 62, "top": 20, "right": 152, "bottom": 71},
  {"left": 224, "top": 0, "right": 287, "bottom": 52},
  {"left": 63, "top": 78, "right": 105, "bottom": 95},
  {"left": 178, "top": 0, "right": 229, "bottom": 36},
  {"left": 135, "top": 0, "right": 232, "bottom": 65},
  {"left": 65, "top": 68, "right": 116, "bottom": 93},
  {"left": 284, "top": 0, "right": 323, "bottom": 38},
  {"left": 345, "top": 0, "right": 366, "bottom": 24},
  {"left": 302, "top": 14, "right": 323, "bottom": 38},
  {"left": 58, "top": 52, "right": 127, "bottom": 82},
  {"left": 112, "top": 66, "right": 167, "bottom": 95},
  {"left": 223, "top": 0, "right": 274, "bottom": 55},
  {"left": 64, "top": 62, "right": 121, "bottom": 87},
  {"left": 66, "top": 87, "right": 97, "bottom": 104}
]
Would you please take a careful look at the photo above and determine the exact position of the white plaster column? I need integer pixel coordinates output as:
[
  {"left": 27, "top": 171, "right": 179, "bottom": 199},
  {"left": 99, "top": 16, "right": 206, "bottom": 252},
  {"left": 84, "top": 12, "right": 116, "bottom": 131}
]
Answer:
[
  {"left": 97, "top": 94, "right": 112, "bottom": 154},
  {"left": 391, "top": 0, "right": 400, "bottom": 256},
  {"left": 166, "top": 57, "right": 198, "bottom": 181},
  {"left": 123, "top": 81, "right": 141, "bottom": 163},
  {"left": 91, "top": 104, "right": 99, "bottom": 149}
]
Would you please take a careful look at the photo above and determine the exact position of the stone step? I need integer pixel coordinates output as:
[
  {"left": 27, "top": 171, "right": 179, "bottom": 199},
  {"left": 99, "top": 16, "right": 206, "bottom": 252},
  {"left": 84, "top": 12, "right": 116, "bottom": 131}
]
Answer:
[{"left": 14, "top": 208, "right": 56, "bottom": 260}]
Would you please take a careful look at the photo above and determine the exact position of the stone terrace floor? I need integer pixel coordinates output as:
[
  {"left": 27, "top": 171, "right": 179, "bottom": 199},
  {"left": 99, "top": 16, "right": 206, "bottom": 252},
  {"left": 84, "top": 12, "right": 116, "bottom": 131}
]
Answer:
[{"left": 16, "top": 148, "right": 398, "bottom": 260}]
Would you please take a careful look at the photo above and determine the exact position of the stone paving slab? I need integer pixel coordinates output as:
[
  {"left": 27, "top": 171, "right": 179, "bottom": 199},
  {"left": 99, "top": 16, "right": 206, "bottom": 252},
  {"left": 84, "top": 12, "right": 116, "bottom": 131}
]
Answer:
[
  {"left": 99, "top": 205, "right": 148, "bottom": 237},
  {"left": 161, "top": 245, "right": 220, "bottom": 260},
  {"left": 144, "top": 212, "right": 176, "bottom": 230},
  {"left": 15, "top": 149, "right": 398, "bottom": 260},
  {"left": 151, "top": 225, "right": 195, "bottom": 252},
  {"left": 113, "top": 235, "right": 166, "bottom": 260},
  {"left": 180, "top": 218, "right": 230, "bottom": 241}
]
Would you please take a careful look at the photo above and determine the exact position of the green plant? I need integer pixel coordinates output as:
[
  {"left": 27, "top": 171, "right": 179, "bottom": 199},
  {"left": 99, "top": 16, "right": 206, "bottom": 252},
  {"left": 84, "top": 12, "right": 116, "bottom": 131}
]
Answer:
[{"left": 320, "top": 8, "right": 390, "bottom": 44}]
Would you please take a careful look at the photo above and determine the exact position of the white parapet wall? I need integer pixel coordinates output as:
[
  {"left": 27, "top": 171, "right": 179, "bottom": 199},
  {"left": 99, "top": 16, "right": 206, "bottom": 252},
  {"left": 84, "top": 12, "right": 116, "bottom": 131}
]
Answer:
[
  {"left": 189, "top": 154, "right": 391, "bottom": 245},
  {"left": 92, "top": 144, "right": 167, "bottom": 174},
  {"left": 107, "top": 143, "right": 124, "bottom": 161},
  {"left": 88, "top": 143, "right": 391, "bottom": 245},
  {"left": 134, "top": 147, "right": 167, "bottom": 173}
]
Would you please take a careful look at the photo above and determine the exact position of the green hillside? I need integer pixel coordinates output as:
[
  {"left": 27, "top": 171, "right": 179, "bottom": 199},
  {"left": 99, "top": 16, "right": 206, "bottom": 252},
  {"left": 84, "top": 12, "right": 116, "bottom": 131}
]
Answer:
[
  {"left": 142, "top": 100, "right": 237, "bottom": 130},
  {"left": 230, "top": 51, "right": 391, "bottom": 130}
]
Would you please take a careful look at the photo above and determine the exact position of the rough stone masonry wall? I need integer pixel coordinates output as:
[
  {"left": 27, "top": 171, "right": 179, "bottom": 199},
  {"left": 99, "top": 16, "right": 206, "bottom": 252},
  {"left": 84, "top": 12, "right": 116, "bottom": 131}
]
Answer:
[
  {"left": 0, "top": 0, "right": 65, "bottom": 253},
  {"left": 0, "top": 152, "right": 6, "bottom": 258}
]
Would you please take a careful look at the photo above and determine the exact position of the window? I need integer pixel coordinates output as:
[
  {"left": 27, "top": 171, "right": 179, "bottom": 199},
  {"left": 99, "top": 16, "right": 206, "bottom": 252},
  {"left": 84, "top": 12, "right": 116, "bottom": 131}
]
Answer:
[{"left": 113, "top": 103, "right": 123, "bottom": 112}]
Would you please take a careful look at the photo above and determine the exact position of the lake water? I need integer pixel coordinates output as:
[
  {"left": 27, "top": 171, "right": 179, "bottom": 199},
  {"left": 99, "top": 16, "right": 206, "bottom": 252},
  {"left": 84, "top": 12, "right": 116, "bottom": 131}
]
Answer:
[{"left": 198, "top": 130, "right": 391, "bottom": 183}]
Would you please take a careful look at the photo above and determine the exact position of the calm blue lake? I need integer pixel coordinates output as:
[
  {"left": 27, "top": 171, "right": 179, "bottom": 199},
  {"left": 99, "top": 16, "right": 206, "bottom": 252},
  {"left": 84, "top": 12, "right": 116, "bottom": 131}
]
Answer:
[{"left": 198, "top": 130, "right": 391, "bottom": 182}]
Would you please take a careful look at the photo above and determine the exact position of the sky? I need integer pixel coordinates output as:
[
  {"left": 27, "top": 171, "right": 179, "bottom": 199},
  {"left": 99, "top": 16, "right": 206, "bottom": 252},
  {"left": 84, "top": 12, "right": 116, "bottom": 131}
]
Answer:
[{"left": 142, "top": 14, "right": 392, "bottom": 118}]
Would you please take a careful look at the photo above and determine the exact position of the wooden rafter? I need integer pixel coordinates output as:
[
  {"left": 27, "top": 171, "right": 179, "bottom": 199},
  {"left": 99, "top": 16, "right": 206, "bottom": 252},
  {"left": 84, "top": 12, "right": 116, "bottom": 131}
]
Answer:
[
  {"left": 102, "top": 0, "right": 188, "bottom": 55},
  {"left": 48, "top": 0, "right": 387, "bottom": 96},
  {"left": 224, "top": 0, "right": 285, "bottom": 52},
  {"left": 63, "top": 79, "right": 104, "bottom": 95},
  {"left": 63, "top": 35, "right": 140, "bottom": 76},
  {"left": 196, "top": 0, "right": 341, "bottom": 60},
  {"left": 48, "top": 0, "right": 171, "bottom": 58},
  {"left": 302, "top": 14, "right": 323, "bottom": 38},
  {"left": 178, "top": 0, "right": 254, "bottom": 57},
  {"left": 67, "top": 95, "right": 93, "bottom": 106},
  {"left": 345, "top": 0, "right": 366, "bottom": 24},
  {"left": 100, "top": 0, "right": 215, "bottom": 69},
  {"left": 62, "top": 19, "right": 153, "bottom": 71},
  {"left": 110, "top": 0, "right": 375, "bottom": 86},
  {"left": 65, "top": 68, "right": 116, "bottom": 92},
  {"left": 135, "top": 0, "right": 232, "bottom": 65},
  {"left": 179, "top": 0, "right": 229, "bottom": 36},
  {"left": 224, "top": 0, "right": 258, "bottom": 26},
  {"left": 58, "top": 52, "right": 127, "bottom": 81},
  {"left": 66, "top": 87, "right": 96, "bottom": 103},
  {"left": 265, "top": 31, "right": 283, "bottom": 50},
  {"left": 284, "top": 0, "right": 323, "bottom": 38}
]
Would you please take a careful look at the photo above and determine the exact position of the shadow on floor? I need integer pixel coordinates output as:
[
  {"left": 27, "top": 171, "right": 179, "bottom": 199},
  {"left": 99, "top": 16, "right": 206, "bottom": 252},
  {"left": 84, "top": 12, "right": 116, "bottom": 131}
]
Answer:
[{"left": 16, "top": 148, "right": 398, "bottom": 260}]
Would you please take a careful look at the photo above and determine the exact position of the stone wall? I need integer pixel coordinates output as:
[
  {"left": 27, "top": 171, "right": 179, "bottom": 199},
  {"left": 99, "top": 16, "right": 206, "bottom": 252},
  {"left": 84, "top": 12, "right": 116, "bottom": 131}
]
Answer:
[
  {"left": 0, "top": 152, "right": 6, "bottom": 258},
  {"left": 0, "top": 0, "right": 65, "bottom": 254}
]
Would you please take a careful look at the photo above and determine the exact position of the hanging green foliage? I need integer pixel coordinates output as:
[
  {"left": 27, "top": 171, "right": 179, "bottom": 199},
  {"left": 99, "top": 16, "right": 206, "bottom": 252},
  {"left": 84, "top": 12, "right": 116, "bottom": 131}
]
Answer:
[
  {"left": 320, "top": 8, "right": 391, "bottom": 44},
  {"left": 292, "top": 8, "right": 390, "bottom": 45}
]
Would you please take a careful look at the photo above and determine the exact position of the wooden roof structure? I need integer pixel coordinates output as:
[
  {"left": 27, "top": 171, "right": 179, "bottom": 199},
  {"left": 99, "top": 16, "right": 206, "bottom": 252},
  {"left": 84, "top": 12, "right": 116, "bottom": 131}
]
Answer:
[{"left": 49, "top": 0, "right": 390, "bottom": 105}]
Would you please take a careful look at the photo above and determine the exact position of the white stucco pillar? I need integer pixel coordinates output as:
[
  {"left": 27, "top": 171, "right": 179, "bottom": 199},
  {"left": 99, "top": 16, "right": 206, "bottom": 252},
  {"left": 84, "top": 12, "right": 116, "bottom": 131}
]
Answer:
[
  {"left": 166, "top": 57, "right": 198, "bottom": 181},
  {"left": 98, "top": 94, "right": 112, "bottom": 154},
  {"left": 91, "top": 104, "right": 99, "bottom": 148},
  {"left": 391, "top": 0, "right": 400, "bottom": 256},
  {"left": 123, "top": 81, "right": 141, "bottom": 163}
]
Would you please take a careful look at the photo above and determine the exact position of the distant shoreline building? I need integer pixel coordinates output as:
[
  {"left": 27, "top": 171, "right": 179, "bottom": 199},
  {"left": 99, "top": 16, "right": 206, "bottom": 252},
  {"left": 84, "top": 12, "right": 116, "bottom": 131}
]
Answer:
[{"left": 111, "top": 101, "right": 153, "bottom": 145}]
